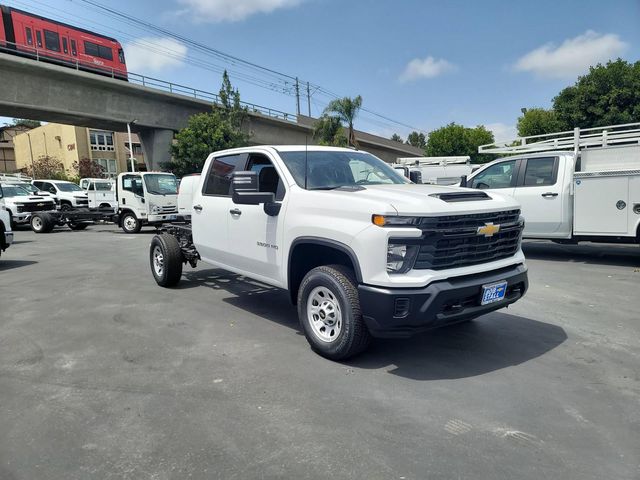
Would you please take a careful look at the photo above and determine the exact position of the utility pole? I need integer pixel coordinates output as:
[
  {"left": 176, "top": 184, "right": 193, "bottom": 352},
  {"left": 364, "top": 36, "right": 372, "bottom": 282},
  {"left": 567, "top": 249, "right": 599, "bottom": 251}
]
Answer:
[
  {"left": 307, "top": 82, "right": 311, "bottom": 117},
  {"left": 295, "top": 77, "right": 300, "bottom": 116},
  {"left": 126, "top": 121, "right": 137, "bottom": 172}
]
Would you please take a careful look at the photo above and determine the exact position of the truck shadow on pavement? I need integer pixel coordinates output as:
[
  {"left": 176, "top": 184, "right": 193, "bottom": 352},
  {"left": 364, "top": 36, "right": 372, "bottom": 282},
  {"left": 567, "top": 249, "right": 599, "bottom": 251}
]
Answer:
[
  {"left": 522, "top": 241, "right": 640, "bottom": 268},
  {"left": 0, "top": 259, "right": 37, "bottom": 271},
  {"left": 182, "top": 268, "right": 567, "bottom": 380}
]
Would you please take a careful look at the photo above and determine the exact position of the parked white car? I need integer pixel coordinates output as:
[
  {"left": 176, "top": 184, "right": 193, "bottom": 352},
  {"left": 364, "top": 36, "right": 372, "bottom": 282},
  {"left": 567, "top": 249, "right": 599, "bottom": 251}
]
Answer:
[
  {"left": 32, "top": 180, "right": 89, "bottom": 210},
  {"left": 469, "top": 123, "right": 640, "bottom": 244},
  {"left": 149, "top": 145, "right": 528, "bottom": 360},
  {"left": 0, "top": 183, "right": 56, "bottom": 227}
]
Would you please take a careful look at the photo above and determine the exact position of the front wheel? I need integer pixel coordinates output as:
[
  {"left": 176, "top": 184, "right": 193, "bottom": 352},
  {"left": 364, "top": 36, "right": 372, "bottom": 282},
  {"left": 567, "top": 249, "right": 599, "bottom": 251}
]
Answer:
[
  {"left": 30, "top": 213, "right": 55, "bottom": 233},
  {"left": 150, "top": 234, "right": 183, "bottom": 287},
  {"left": 297, "top": 265, "right": 372, "bottom": 361},
  {"left": 121, "top": 212, "right": 141, "bottom": 234}
]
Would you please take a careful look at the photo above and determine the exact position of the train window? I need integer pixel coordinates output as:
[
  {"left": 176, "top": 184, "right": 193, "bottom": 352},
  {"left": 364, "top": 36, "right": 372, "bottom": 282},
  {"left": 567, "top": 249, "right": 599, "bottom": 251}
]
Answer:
[
  {"left": 44, "top": 30, "right": 61, "bottom": 52},
  {"left": 118, "top": 49, "right": 125, "bottom": 64},
  {"left": 36, "top": 31, "right": 43, "bottom": 48},
  {"left": 62, "top": 38, "right": 68, "bottom": 54},
  {"left": 25, "top": 28, "right": 33, "bottom": 46},
  {"left": 83, "top": 41, "right": 114, "bottom": 61},
  {"left": 70, "top": 39, "right": 77, "bottom": 56}
]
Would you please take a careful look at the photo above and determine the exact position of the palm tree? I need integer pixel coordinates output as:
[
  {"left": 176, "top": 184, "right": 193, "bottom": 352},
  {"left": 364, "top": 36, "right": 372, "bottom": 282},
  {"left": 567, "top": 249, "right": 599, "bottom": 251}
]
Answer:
[{"left": 323, "top": 95, "right": 362, "bottom": 147}]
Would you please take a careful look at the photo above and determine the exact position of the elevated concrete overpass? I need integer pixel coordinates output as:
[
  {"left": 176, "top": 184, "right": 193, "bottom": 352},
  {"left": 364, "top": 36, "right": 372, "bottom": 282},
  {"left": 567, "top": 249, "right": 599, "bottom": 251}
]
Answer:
[{"left": 0, "top": 54, "right": 423, "bottom": 169}]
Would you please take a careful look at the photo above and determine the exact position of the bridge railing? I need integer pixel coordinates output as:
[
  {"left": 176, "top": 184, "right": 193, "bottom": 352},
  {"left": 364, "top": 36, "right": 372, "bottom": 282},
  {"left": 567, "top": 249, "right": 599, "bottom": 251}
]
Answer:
[{"left": 0, "top": 40, "right": 297, "bottom": 123}]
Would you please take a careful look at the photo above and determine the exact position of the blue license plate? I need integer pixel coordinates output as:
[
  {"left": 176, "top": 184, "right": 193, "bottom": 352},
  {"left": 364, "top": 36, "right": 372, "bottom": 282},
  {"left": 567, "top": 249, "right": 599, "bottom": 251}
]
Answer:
[{"left": 481, "top": 281, "right": 508, "bottom": 305}]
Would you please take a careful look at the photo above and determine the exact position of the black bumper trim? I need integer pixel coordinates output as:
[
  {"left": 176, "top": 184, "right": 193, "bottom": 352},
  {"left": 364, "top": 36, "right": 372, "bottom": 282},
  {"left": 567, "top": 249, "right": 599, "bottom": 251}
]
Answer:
[{"left": 358, "top": 264, "right": 528, "bottom": 338}]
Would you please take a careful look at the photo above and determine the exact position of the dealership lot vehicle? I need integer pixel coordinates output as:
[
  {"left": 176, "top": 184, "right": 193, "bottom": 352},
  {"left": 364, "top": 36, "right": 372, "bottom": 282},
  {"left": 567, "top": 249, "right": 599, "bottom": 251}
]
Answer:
[
  {"left": 0, "top": 228, "right": 638, "bottom": 479},
  {"left": 152, "top": 146, "right": 528, "bottom": 360},
  {"left": 32, "top": 179, "right": 89, "bottom": 210},
  {"left": 471, "top": 123, "right": 640, "bottom": 245},
  {"left": 0, "top": 204, "right": 12, "bottom": 256},
  {"left": 0, "top": 182, "right": 56, "bottom": 227},
  {"left": 79, "top": 177, "right": 117, "bottom": 210}
]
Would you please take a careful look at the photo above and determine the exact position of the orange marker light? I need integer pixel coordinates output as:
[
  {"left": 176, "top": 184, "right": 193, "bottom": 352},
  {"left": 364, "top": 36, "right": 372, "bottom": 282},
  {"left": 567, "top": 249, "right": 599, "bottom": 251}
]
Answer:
[{"left": 372, "top": 215, "right": 386, "bottom": 227}]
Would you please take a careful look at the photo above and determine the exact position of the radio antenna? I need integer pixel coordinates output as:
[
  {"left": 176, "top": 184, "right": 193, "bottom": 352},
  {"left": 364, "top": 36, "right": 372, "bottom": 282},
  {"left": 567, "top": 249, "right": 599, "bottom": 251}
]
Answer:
[{"left": 304, "top": 135, "right": 309, "bottom": 190}]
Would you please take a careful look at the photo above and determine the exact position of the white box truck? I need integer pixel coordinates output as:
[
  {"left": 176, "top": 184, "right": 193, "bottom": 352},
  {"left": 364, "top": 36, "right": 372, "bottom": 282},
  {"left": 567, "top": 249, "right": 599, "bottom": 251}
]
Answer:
[{"left": 467, "top": 123, "right": 640, "bottom": 244}]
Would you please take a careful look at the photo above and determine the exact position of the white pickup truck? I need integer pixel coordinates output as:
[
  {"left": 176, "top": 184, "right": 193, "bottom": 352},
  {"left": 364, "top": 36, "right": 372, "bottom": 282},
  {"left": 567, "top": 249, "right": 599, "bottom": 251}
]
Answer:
[
  {"left": 149, "top": 146, "right": 528, "bottom": 360},
  {"left": 0, "top": 183, "right": 57, "bottom": 227},
  {"left": 0, "top": 202, "right": 13, "bottom": 258},
  {"left": 32, "top": 180, "right": 89, "bottom": 210},
  {"left": 469, "top": 123, "right": 640, "bottom": 245}
]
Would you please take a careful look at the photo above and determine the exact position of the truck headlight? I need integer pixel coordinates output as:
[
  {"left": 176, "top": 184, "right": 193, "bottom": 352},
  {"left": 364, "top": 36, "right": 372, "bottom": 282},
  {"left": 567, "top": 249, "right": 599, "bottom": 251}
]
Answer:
[
  {"left": 387, "top": 243, "right": 419, "bottom": 274},
  {"left": 373, "top": 215, "right": 421, "bottom": 227},
  {"left": 150, "top": 203, "right": 161, "bottom": 214}
]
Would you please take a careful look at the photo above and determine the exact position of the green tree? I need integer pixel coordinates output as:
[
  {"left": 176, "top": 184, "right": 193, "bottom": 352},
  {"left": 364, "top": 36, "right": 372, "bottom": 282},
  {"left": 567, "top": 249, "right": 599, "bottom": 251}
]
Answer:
[
  {"left": 553, "top": 59, "right": 640, "bottom": 128},
  {"left": 425, "top": 123, "right": 495, "bottom": 164},
  {"left": 10, "top": 118, "right": 41, "bottom": 129},
  {"left": 321, "top": 95, "right": 362, "bottom": 147},
  {"left": 517, "top": 108, "right": 567, "bottom": 137},
  {"left": 390, "top": 133, "right": 403, "bottom": 143},
  {"left": 164, "top": 71, "right": 249, "bottom": 176},
  {"left": 313, "top": 114, "right": 347, "bottom": 147},
  {"left": 406, "top": 131, "right": 426, "bottom": 149}
]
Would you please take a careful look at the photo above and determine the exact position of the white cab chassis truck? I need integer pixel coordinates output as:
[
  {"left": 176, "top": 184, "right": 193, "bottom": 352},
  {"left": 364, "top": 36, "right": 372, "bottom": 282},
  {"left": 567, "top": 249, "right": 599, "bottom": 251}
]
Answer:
[
  {"left": 149, "top": 146, "right": 528, "bottom": 360},
  {"left": 0, "top": 202, "right": 14, "bottom": 258},
  {"left": 469, "top": 123, "right": 640, "bottom": 245},
  {"left": 116, "top": 172, "right": 179, "bottom": 233},
  {"left": 79, "top": 178, "right": 117, "bottom": 210}
]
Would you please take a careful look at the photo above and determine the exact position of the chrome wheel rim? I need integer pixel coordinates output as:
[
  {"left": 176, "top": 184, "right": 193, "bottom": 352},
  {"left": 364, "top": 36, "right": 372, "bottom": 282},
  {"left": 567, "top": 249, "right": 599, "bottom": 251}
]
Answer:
[
  {"left": 32, "top": 216, "right": 42, "bottom": 230},
  {"left": 307, "top": 286, "right": 342, "bottom": 343},
  {"left": 152, "top": 245, "right": 164, "bottom": 277},
  {"left": 124, "top": 216, "right": 136, "bottom": 231}
]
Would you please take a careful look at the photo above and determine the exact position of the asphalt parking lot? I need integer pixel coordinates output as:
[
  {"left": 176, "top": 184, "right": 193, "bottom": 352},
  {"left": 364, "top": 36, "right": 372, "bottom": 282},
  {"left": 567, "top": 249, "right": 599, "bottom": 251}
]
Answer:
[{"left": 0, "top": 225, "right": 639, "bottom": 480}]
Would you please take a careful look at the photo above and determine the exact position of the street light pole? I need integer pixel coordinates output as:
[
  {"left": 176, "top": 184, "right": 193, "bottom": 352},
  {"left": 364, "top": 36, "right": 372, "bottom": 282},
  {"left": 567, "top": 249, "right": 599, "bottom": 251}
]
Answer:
[{"left": 126, "top": 121, "right": 137, "bottom": 172}]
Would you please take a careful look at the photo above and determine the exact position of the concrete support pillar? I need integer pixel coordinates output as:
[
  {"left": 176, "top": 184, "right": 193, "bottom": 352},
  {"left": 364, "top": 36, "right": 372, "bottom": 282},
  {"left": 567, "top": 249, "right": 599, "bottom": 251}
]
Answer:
[{"left": 138, "top": 128, "right": 174, "bottom": 171}]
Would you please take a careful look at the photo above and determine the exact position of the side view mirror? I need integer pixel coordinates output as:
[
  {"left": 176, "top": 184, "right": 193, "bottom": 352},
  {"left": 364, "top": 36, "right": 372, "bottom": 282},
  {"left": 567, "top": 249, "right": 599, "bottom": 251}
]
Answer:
[
  {"left": 231, "top": 171, "right": 275, "bottom": 206},
  {"left": 408, "top": 170, "right": 422, "bottom": 184},
  {"left": 460, "top": 175, "right": 468, "bottom": 187},
  {"left": 49, "top": 188, "right": 56, "bottom": 194}
]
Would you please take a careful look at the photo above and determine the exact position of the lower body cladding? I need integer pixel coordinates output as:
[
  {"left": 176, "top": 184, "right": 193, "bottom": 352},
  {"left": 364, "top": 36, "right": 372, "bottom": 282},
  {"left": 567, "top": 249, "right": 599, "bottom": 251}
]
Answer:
[{"left": 358, "top": 264, "right": 528, "bottom": 338}]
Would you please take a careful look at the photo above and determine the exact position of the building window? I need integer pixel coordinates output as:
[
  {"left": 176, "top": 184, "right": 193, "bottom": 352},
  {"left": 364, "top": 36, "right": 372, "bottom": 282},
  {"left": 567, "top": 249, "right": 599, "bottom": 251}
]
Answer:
[
  {"left": 44, "top": 30, "right": 61, "bottom": 52},
  {"left": 96, "top": 158, "right": 118, "bottom": 178},
  {"left": 124, "top": 142, "right": 143, "bottom": 155},
  {"left": 90, "top": 131, "right": 115, "bottom": 151}
]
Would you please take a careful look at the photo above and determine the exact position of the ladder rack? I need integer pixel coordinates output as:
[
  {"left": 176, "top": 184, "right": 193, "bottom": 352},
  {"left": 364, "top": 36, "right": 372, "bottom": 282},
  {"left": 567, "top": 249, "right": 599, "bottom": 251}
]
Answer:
[
  {"left": 478, "top": 122, "right": 640, "bottom": 155},
  {"left": 0, "top": 173, "right": 32, "bottom": 182},
  {"left": 396, "top": 156, "right": 470, "bottom": 166}
]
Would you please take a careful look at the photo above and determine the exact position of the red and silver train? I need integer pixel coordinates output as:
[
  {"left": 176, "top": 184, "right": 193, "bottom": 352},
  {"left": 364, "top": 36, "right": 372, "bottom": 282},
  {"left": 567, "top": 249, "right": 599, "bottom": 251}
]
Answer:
[{"left": 0, "top": 4, "right": 127, "bottom": 79}]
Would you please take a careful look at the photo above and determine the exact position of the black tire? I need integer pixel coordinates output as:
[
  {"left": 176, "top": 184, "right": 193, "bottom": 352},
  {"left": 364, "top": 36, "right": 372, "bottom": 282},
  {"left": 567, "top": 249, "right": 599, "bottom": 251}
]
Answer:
[
  {"left": 297, "top": 265, "right": 371, "bottom": 361},
  {"left": 121, "top": 212, "right": 141, "bottom": 234},
  {"left": 68, "top": 222, "right": 89, "bottom": 230},
  {"left": 60, "top": 202, "right": 72, "bottom": 211},
  {"left": 30, "top": 213, "right": 54, "bottom": 233},
  {"left": 150, "top": 234, "right": 183, "bottom": 287}
]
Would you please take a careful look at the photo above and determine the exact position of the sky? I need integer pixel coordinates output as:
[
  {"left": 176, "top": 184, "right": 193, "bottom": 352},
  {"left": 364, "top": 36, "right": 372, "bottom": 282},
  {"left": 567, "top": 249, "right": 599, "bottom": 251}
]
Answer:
[{"left": 2, "top": 0, "right": 639, "bottom": 141}]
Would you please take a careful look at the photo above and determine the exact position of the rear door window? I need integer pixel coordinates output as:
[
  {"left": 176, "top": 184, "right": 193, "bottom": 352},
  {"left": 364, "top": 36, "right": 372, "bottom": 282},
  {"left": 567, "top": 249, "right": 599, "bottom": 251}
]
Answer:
[{"left": 521, "top": 157, "right": 558, "bottom": 187}]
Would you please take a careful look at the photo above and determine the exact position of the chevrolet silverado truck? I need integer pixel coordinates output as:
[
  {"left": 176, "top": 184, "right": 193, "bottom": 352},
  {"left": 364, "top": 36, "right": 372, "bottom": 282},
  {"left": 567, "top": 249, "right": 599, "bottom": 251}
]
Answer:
[
  {"left": 0, "top": 201, "right": 14, "bottom": 258},
  {"left": 149, "top": 146, "right": 528, "bottom": 360}
]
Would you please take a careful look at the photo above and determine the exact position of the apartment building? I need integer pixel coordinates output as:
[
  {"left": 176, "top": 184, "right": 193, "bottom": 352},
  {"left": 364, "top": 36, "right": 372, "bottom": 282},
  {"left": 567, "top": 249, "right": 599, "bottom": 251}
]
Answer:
[
  {"left": 0, "top": 124, "right": 32, "bottom": 173},
  {"left": 14, "top": 123, "right": 146, "bottom": 177}
]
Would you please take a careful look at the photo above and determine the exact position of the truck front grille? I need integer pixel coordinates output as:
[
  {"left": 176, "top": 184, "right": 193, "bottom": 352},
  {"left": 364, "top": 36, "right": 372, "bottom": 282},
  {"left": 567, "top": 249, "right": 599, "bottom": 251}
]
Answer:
[
  {"left": 161, "top": 205, "right": 178, "bottom": 214},
  {"left": 16, "top": 202, "right": 56, "bottom": 213},
  {"left": 412, "top": 209, "right": 523, "bottom": 270}
]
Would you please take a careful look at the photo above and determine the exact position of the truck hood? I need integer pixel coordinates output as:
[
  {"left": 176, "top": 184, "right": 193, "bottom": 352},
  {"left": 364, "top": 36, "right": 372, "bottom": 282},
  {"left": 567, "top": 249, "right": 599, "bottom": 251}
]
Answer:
[{"left": 350, "top": 184, "right": 520, "bottom": 215}]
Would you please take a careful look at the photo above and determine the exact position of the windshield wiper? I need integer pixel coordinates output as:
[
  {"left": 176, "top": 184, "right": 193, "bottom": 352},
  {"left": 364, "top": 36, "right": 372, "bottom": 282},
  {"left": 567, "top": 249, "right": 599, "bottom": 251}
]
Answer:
[
  {"left": 308, "top": 186, "right": 342, "bottom": 191},
  {"left": 146, "top": 189, "right": 167, "bottom": 195}
]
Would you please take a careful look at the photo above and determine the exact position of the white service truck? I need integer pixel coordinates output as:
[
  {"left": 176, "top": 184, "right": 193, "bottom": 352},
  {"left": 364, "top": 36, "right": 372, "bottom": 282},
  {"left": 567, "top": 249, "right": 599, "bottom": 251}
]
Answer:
[
  {"left": 394, "top": 156, "right": 477, "bottom": 185},
  {"left": 116, "top": 172, "right": 179, "bottom": 233},
  {"left": 79, "top": 178, "right": 117, "bottom": 210},
  {"left": 467, "top": 123, "right": 640, "bottom": 245},
  {"left": 0, "top": 198, "right": 14, "bottom": 258},
  {"left": 149, "top": 146, "right": 528, "bottom": 360}
]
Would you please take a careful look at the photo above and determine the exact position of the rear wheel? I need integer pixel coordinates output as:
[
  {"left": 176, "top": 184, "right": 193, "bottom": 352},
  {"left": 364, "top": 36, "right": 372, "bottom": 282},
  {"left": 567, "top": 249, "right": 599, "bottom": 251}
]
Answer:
[
  {"left": 297, "top": 265, "right": 371, "bottom": 361},
  {"left": 121, "top": 212, "right": 141, "bottom": 234},
  {"left": 150, "top": 234, "right": 183, "bottom": 287}
]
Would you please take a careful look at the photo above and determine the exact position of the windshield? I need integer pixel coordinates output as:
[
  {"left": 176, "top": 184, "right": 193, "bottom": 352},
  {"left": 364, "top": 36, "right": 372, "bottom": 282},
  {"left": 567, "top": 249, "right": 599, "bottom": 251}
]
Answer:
[
  {"left": 278, "top": 150, "right": 409, "bottom": 190},
  {"left": 144, "top": 174, "right": 178, "bottom": 195},
  {"left": 1, "top": 185, "right": 31, "bottom": 197},
  {"left": 11, "top": 183, "right": 37, "bottom": 193},
  {"left": 56, "top": 182, "right": 83, "bottom": 192}
]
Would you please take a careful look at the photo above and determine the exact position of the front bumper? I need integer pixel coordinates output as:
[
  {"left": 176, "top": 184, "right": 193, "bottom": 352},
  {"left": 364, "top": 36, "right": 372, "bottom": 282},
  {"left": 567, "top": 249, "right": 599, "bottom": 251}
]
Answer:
[
  {"left": 3, "top": 230, "right": 13, "bottom": 248},
  {"left": 147, "top": 213, "right": 178, "bottom": 223},
  {"left": 358, "top": 263, "right": 528, "bottom": 338}
]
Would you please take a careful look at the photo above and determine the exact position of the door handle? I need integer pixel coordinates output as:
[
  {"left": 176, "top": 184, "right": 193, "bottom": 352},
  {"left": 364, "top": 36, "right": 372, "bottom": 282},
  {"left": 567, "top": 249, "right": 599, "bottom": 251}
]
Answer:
[
  {"left": 541, "top": 192, "right": 558, "bottom": 198},
  {"left": 193, "top": 204, "right": 203, "bottom": 212},
  {"left": 229, "top": 208, "right": 242, "bottom": 216}
]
